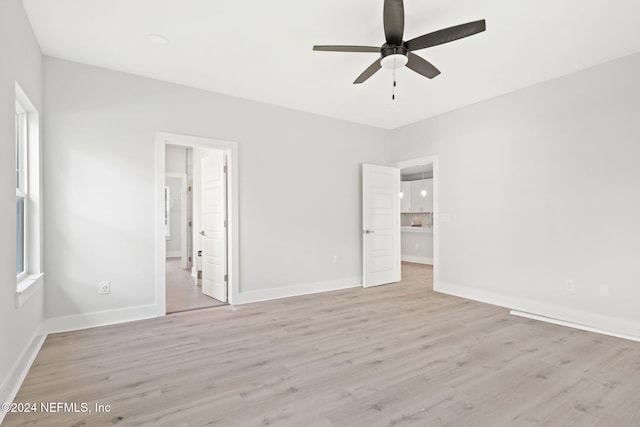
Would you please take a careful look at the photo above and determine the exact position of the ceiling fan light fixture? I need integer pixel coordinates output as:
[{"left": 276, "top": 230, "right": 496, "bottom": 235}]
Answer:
[{"left": 380, "top": 53, "right": 408, "bottom": 69}]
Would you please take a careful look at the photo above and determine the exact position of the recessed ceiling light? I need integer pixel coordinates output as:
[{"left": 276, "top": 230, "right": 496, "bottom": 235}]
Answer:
[{"left": 147, "top": 34, "right": 169, "bottom": 45}]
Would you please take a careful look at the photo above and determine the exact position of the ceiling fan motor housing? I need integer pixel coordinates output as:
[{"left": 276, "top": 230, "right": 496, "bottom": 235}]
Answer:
[{"left": 381, "top": 43, "right": 408, "bottom": 58}]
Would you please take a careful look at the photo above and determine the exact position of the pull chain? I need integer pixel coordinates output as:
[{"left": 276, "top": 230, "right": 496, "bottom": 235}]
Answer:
[{"left": 392, "top": 51, "right": 397, "bottom": 101}]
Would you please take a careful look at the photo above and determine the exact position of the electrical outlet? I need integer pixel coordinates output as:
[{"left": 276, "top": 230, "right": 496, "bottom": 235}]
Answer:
[
  {"left": 599, "top": 284, "right": 610, "bottom": 297},
  {"left": 565, "top": 280, "right": 575, "bottom": 292},
  {"left": 414, "top": 243, "right": 419, "bottom": 250},
  {"left": 99, "top": 281, "right": 111, "bottom": 295},
  {"left": 333, "top": 255, "right": 340, "bottom": 264}
]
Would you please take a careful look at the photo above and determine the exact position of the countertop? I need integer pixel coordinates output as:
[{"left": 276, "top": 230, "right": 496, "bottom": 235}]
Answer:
[{"left": 401, "top": 226, "right": 433, "bottom": 233}]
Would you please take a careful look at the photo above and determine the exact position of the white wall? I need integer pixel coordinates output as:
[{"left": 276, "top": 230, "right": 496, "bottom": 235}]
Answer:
[
  {"left": 43, "top": 57, "right": 390, "bottom": 321},
  {"left": 165, "top": 145, "right": 187, "bottom": 175},
  {"left": 0, "top": 0, "right": 44, "bottom": 410},
  {"left": 391, "top": 52, "right": 640, "bottom": 336}
]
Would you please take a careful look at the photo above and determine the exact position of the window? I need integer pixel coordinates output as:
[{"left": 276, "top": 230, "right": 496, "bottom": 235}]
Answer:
[
  {"left": 15, "top": 103, "right": 27, "bottom": 278},
  {"left": 15, "top": 82, "right": 43, "bottom": 306}
]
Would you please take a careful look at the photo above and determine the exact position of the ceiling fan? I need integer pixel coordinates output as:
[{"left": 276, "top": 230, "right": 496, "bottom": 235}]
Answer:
[{"left": 313, "top": 0, "right": 486, "bottom": 84}]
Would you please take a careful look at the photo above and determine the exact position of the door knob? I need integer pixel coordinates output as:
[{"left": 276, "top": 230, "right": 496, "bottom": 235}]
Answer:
[
  {"left": 199, "top": 230, "right": 205, "bottom": 236},
  {"left": 364, "top": 229, "right": 375, "bottom": 234}
]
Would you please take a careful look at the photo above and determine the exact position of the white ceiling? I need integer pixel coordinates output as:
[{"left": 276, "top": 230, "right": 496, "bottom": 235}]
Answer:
[{"left": 22, "top": 0, "right": 640, "bottom": 129}]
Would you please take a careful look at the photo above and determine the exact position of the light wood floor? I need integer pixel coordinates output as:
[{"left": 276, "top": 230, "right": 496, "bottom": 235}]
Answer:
[
  {"left": 166, "top": 257, "right": 225, "bottom": 313},
  {"left": 6, "top": 263, "right": 640, "bottom": 426}
]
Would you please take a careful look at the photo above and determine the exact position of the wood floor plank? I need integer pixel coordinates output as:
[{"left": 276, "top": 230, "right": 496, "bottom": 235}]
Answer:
[
  {"left": 5, "top": 263, "right": 640, "bottom": 426},
  {"left": 165, "top": 257, "right": 225, "bottom": 313}
]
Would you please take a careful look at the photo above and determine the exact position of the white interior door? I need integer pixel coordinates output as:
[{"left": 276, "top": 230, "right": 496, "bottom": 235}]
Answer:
[
  {"left": 201, "top": 152, "right": 227, "bottom": 302},
  {"left": 362, "top": 164, "right": 401, "bottom": 287}
]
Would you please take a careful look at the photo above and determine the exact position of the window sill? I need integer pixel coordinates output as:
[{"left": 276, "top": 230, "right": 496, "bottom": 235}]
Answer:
[{"left": 16, "top": 273, "right": 44, "bottom": 308}]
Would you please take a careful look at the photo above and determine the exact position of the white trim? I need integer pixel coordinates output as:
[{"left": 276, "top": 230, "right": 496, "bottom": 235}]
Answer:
[
  {"left": 437, "top": 281, "right": 640, "bottom": 341},
  {"left": 392, "top": 155, "right": 439, "bottom": 288},
  {"left": 15, "top": 272, "right": 44, "bottom": 308},
  {"left": 234, "top": 277, "right": 362, "bottom": 305},
  {"left": 400, "top": 255, "right": 432, "bottom": 265},
  {"left": 155, "top": 132, "right": 239, "bottom": 315},
  {"left": 0, "top": 327, "right": 46, "bottom": 425},
  {"left": 510, "top": 311, "right": 640, "bottom": 343},
  {"left": 45, "top": 304, "right": 158, "bottom": 334}
]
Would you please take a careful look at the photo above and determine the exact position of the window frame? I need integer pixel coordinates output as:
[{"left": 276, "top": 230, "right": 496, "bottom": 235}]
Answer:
[{"left": 14, "top": 82, "right": 43, "bottom": 307}]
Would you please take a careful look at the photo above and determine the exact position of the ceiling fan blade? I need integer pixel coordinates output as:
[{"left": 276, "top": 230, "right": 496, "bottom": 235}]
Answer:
[
  {"left": 383, "top": 0, "right": 404, "bottom": 45},
  {"left": 354, "top": 60, "right": 382, "bottom": 84},
  {"left": 406, "top": 19, "right": 486, "bottom": 51},
  {"left": 313, "top": 45, "right": 380, "bottom": 53},
  {"left": 406, "top": 53, "right": 441, "bottom": 79}
]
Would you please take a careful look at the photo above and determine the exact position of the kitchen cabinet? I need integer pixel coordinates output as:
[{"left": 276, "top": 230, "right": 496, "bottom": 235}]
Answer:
[
  {"left": 400, "top": 181, "right": 412, "bottom": 213},
  {"left": 409, "top": 179, "right": 433, "bottom": 212}
]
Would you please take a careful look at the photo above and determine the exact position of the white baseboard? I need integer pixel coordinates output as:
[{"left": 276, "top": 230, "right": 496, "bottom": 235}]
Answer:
[
  {"left": 166, "top": 251, "right": 181, "bottom": 258},
  {"left": 45, "top": 304, "right": 159, "bottom": 334},
  {"left": 0, "top": 326, "right": 47, "bottom": 425},
  {"left": 437, "top": 281, "right": 640, "bottom": 341},
  {"left": 401, "top": 255, "right": 433, "bottom": 265},
  {"left": 235, "top": 276, "right": 362, "bottom": 305},
  {"left": 510, "top": 311, "right": 640, "bottom": 343}
]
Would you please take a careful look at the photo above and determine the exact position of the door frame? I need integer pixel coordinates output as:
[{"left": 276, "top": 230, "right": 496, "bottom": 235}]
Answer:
[
  {"left": 155, "top": 132, "right": 239, "bottom": 315},
  {"left": 392, "top": 155, "right": 439, "bottom": 289}
]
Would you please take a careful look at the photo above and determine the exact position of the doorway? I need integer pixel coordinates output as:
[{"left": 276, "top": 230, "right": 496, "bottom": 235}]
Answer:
[
  {"left": 361, "top": 157, "right": 438, "bottom": 288},
  {"left": 155, "top": 132, "right": 239, "bottom": 316},
  {"left": 394, "top": 156, "right": 439, "bottom": 288},
  {"left": 164, "top": 145, "right": 227, "bottom": 313}
]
